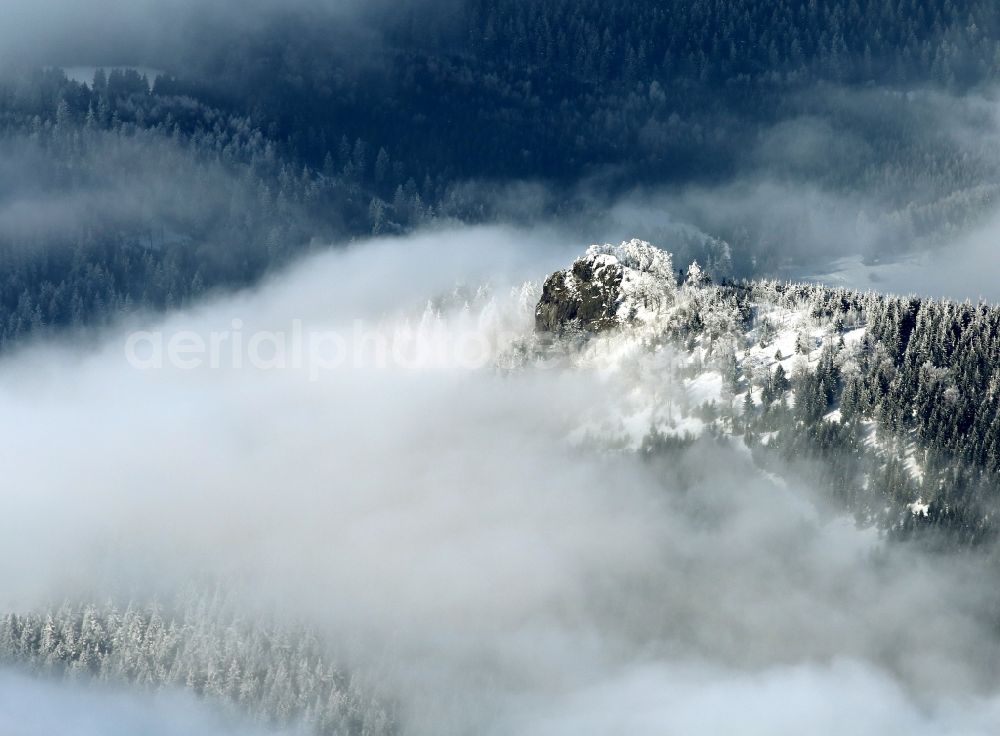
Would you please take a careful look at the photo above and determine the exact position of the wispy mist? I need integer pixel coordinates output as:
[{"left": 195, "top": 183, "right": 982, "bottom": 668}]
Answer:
[
  {"left": 0, "top": 669, "right": 280, "bottom": 736},
  {"left": 583, "top": 85, "right": 1000, "bottom": 299},
  {"left": 0, "top": 0, "right": 454, "bottom": 70}
]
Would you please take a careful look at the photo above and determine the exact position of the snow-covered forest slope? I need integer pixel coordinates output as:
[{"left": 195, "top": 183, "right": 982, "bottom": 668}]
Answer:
[
  {"left": 527, "top": 241, "right": 1000, "bottom": 542},
  {"left": 3, "top": 235, "right": 1000, "bottom": 734}
]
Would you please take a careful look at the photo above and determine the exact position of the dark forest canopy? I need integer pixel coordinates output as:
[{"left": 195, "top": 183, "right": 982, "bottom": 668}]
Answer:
[
  {"left": 12, "top": 0, "right": 1000, "bottom": 182},
  {"left": 3, "top": 0, "right": 1000, "bottom": 344}
]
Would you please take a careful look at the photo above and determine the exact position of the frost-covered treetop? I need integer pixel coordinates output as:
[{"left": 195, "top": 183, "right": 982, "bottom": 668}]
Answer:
[
  {"left": 685, "top": 260, "right": 711, "bottom": 287},
  {"left": 586, "top": 239, "right": 675, "bottom": 284}
]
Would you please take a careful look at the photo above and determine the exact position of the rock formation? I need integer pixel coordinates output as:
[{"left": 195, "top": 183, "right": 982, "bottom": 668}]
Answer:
[{"left": 535, "top": 239, "right": 676, "bottom": 333}]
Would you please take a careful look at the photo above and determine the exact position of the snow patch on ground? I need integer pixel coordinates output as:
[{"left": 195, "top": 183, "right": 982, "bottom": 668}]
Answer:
[
  {"left": 903, "top": 446, "right": 926, "bottom": 485},
  {"left": 686, "top": 371, "right": 724, "bottom": 407},
  {"left": 843, "top": 327, "right": 867, "bottom": 346}
]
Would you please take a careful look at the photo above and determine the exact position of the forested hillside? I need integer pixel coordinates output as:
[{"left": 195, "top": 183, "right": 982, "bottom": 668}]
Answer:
[
  {"left": 633, "top": 272, "right": 1000, "bottom": 543},
  {"left": 172, "top": 0, "right": 1000, "bottom": 185},
  {"left": 0, "top": 67, "right": 432, "bottom": 346},
  {"left": 4, "top": 0, "right": 1000, "bottom": 349},
  {"left": 0, "top": 593, "right": 394, "bottom": 735},
  {"left": 528, "top": 241, "right": 1000, "bottom": 543},
  {"left": 744, "top": 281, "right": 1000, "bottom": 542}
]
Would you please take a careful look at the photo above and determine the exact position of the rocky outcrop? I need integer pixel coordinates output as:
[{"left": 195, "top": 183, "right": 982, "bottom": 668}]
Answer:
[
  {"left": 535, "top": 239, "right": 676, "bottom": 333},
  {"left": 536, "top": 254, "right": 624, "bottom": 332}
]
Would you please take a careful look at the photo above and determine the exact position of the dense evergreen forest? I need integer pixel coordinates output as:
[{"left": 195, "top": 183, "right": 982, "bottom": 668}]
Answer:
[
  {"left": 179, "top": 0, "right": 1000, "bottom": 182},
  {"left": 4, "top": 0, "right": 1000, "bottom": 346},
  {"left": 0, "top": 67, "right": 433, "bottom": 346},
  {"left": 650, "top": 275, "right": 1000, "bottom": 545},
  {"left": 0, "top": 593, "right": 395, "bottom": 735}
]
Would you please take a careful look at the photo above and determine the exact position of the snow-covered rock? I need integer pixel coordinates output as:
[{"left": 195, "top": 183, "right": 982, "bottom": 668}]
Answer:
[{"left": 535, "top": 240, "right": 676, "bottom": 333}]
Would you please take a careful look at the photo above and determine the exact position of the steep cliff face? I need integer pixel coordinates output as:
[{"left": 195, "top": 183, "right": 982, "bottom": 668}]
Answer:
[{"left": 535, "top": 239, "right": 676, "bottom": 333}]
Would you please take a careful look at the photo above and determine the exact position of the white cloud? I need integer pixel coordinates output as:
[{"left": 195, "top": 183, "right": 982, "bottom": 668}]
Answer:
[
  {"left": 0, "top": 669, "right": 279, "bottom": 736},
  {"left": 1, "top": 226, "right": 999, "bottom": 733},
  {"left": 507, "top": 660, "right": 1000, "bottom": 736}
]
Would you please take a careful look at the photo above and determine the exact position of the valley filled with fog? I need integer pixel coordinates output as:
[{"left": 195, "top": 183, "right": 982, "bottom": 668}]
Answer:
[
  {"left": 4, "top": 1, "right": 1000, "bottom": 733},
  {"left": 2, "top": 230, "right": 1000, "bottom": 734}
]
